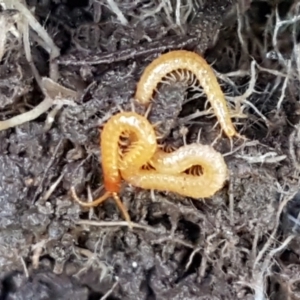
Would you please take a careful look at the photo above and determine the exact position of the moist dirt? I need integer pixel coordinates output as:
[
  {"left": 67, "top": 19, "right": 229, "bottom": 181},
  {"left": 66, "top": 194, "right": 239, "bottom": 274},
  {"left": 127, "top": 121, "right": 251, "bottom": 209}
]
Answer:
[{"left": 1, "top": 0, "right": 300, "bottom": 299}]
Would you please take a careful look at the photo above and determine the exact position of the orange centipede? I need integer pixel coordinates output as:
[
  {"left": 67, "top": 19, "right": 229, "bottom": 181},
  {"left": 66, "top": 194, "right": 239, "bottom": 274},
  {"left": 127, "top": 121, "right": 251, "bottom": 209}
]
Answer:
[
  {"left": 72, "top": 50, "right": 236, "bottom": 225},
  {"left": 121, "top": 143, "right": 228, "bottom": 199},
  {"left": 72, "top": 112, "right": 157, "bottom": 227},
  {"left": 72, "top": 112, "right": 228, "bottom": 224},
  {"left": 134, "top": 50, "right": 239, "bottom": 139}
]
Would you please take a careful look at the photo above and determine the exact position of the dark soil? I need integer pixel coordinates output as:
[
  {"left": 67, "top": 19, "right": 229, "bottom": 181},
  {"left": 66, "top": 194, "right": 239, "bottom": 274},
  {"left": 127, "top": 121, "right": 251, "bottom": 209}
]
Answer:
[{"left": 1, "top": 0, "right": 300, "bottom": 299}]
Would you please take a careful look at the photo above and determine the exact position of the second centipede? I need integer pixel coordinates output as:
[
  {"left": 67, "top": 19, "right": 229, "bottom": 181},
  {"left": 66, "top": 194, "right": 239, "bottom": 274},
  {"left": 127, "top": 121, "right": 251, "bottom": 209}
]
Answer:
[{"left": 134, "top": 50, "right": 240, "bottom": 139}]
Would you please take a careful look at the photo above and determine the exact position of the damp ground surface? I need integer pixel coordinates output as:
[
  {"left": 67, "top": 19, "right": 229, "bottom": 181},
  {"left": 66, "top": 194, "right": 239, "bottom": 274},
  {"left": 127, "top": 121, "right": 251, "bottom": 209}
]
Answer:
[{"left": 1, "top": 0, "right": 300, "bottom": 299}]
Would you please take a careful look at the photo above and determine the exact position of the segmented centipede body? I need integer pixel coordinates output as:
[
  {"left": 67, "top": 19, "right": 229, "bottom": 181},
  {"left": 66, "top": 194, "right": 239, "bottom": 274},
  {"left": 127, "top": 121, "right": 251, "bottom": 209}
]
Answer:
[
  {"left": 73, "top": 51, "right": 237, "bottom": 222},
  {"left": 73, "top": 111, "right": 228, "bottom": 226},
  {"left": 71, "top": 112, "right": 157, "bottom": 227},
  {"left": 134, "top": 50, "right": 238, "bottom": 138},
  {"left": 100, "top": 112, "right": 157, "bottom": 192},
  {"left": 121, "top": 143, "right": 228, "bottom": 199}
]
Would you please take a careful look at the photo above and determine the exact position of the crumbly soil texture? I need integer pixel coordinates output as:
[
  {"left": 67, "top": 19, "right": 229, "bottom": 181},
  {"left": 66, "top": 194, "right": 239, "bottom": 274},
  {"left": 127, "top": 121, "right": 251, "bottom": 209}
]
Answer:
[{"left": 1, "top": 0, "right": 300, "bottom": 299}]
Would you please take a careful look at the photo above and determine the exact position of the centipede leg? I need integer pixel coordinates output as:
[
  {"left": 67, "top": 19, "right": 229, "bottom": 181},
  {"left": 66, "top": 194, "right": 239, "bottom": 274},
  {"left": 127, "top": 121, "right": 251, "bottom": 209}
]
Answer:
[
  {"left": 211, "top": 130, "right": 223, "bottom": 147},
  {"left": 152, "top": 121, "right": 163, "bottom": 129},
  {"left": 130, "top": 99, "right": 136, "bottom": 113},
  {"left": 160, "top": 143, "right": 177, "bottom": 153},
  {"left": 116, "top": 104, "right": 124, "bottom": 112},
  {"left": 152, "top": 121, "right": 165, "bottom": 140},
  {"left": 143, "top": 103, "right": 153, "bottom": 119},
  {"left": 235, "top": 132, "right": 249, "bottom": 145},
  {"left": 112, "top": 192, "right": 133, "bottom": 229},
  {"left": 228, "top": 130, "right": 245, "bottom": 152},
  {"left": 71, "top": 186, "right": 112, "bottom": 207}
]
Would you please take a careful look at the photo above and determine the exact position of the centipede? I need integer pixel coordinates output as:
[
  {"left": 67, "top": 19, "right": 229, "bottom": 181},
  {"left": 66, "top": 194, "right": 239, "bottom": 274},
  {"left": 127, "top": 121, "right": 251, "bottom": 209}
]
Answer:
[{"left": 134, "top": 50, "right": 240, "bottom": 139}]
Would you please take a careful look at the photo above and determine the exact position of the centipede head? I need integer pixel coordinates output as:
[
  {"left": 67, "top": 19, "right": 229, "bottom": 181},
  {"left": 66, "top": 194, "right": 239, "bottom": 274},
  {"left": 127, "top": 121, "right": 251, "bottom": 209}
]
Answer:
[{"left": 104, "top": 177, "right": 121, "bottom": 194}]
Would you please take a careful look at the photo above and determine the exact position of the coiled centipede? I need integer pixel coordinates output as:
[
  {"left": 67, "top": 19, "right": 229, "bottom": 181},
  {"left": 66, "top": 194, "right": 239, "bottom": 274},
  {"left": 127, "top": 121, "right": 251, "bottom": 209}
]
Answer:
[
  {"left": 72, "top": 112, "right": 228, "bottom": 226},
  {"left": 72, "top": 50, "right": 242, "bottom": 226}
]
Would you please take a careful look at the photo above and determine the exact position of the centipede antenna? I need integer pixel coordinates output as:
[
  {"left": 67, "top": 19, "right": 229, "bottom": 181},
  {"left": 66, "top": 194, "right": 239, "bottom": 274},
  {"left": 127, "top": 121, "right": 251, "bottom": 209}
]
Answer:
[
  {"left": 112, "top": 192, "right": 133, "bottom": 229},
  {"left": 71, "top": 186, "right": 111, "bottom": 207},
  {"left": 211, "top": 131, "right": 223, "bottom": 147}
]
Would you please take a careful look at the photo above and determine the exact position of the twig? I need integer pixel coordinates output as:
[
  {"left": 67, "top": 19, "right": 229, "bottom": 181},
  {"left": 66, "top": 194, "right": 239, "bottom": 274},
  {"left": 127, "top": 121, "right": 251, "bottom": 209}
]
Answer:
[
  {"left": 236, "top": 1, "right": 248, "bottom": 55},
  {"left": 43, "top": 103, "right": 64, "bottom": 131},
  {"left": 20, "top": 256, "right": 29, "bottom": 278},
  {"left": 276, "top": 59, "right": 292, "bottom": 115},
  {"left": 227, "top": 60, "right": 257, "bottom": 106},
  {"left": 0, "top": 9, "right": 20, "bottom": 62},
  {"left": 87, "top": 185, "right": 96, "bottom": 220},
  {"left": 252, "top": 234, "right": 294, "bottom": 300},
  {"left": 151, "top": 237, "right": 194, "bottom": 249},
  {"left": 31, "top": 239, "right": 48, "bottom": 269},
  {"left": 185, "top": 247, "right": 201, "bottom": 271},
  {"left": 289, "top": 124, "right": 300, "bottom": 171},
  {"left": 40, "top": 173, "right": 65, "bottom": 203},
  {"left": 75, "top": 220, "right": 160, "bottom": 233},
  {"left": 11, "top": 0, "right": 60, "bottom": 59},
  {"left": 73, "top": 243, "right": 113, "bottom": 282},
  {"left": 0, "top": 96, "right": 53, "bottom": 131},
  {"left": 272, "top": 8, "right": 300, "bottom": 63},
  {"left": 33, "top": 139, "right": 63, "bottom": 203},
  {"left": 22, "top": 16, "right": 42, "bottom": 90},
  {"left": 228, "top": 176, "right": 234, "bottom": 226},
  {"left": 105, "top": 0, "right": 128, "bottom": 25},
  {"left": 253, "top": 191, "right": 296, "bottom": 268},
  {"left": 235, "top": 152, "right": 287, "bottom": 164},
  {"left": 56, "top": 35, "right": 200, "bottom": 66},
  {"left": 100, "top": 281, "right": 119, "bottom": 300},
  {"left": 227, "top": 60, "right": 270, "bottom": 126}
]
